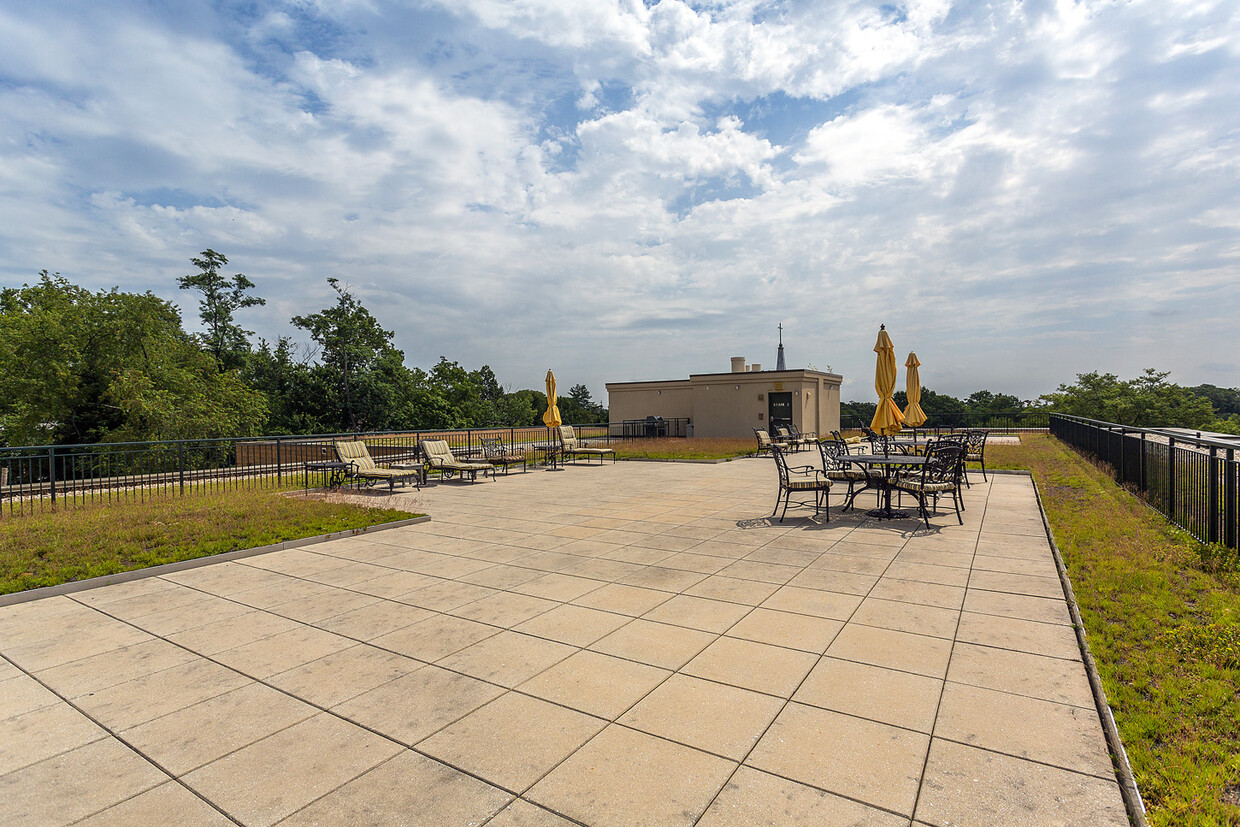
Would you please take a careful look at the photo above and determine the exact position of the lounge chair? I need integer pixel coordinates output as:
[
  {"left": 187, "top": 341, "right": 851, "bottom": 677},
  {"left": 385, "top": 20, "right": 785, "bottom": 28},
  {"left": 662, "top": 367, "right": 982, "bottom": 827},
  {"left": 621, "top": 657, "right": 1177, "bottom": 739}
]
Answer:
[
  {"left": 421, "top": 440, "right": 495, "bottom": 482},
  {"left": 772, "top": 426, "right": 803, "bottom": 452},
  {"left": 829, "top": 430, "right": 864, "bottom": 453},
  {"left": 557, "top": 426, "right": 616, "bottom": 464},
  {"left": 333, "top": 441, "right": 422, "bottom": 493},
  {"left": 770, "top": 444, "right": 831, "bottom": 522},
  {"left": 479, "top": 436, "right": 527, "bottom": 474},
  {"left": 754, "top": 428, "right": 785, "bottom": 454}
]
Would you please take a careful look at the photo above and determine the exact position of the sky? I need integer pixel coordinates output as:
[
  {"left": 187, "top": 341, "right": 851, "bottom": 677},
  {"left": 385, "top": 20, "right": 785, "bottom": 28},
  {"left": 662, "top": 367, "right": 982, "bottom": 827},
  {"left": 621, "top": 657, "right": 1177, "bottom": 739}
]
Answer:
[{"left": 1, "top": 0, "right": 1238, "bottom": 405}]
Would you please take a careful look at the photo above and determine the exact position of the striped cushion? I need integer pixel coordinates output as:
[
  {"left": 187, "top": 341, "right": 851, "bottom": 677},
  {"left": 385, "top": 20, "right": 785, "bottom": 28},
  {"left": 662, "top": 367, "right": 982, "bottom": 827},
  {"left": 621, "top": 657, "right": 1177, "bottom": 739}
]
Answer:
[
  {"left": 895, "top": 480, "right": 956, "bottom": 494},
  {"left": 786, "top": 480, "right": 829, "bottom": 491},
  {"left": 826, "top": 470, "right": 866, "bottom": 482}
]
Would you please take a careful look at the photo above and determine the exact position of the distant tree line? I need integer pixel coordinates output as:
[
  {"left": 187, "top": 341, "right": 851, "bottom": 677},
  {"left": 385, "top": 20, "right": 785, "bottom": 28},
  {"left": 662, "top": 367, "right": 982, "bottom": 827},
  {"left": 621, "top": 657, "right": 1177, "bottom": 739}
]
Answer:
[
  {"left": 843, "top": 369, "right": 1240, "bottom": 434},
  {"left": 0, "top": 252, "right": 605, "bottom": 447}
]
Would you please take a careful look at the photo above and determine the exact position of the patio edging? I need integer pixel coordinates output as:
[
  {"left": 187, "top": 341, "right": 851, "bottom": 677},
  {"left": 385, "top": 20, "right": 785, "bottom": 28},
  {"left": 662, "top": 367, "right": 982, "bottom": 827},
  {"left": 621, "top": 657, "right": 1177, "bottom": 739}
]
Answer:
[
  {"left": 1028, "top": 472, "right": 1148, "bottom": 827},
  {"left": 0, "top": 515, "right": 431, "bottom": 608}
]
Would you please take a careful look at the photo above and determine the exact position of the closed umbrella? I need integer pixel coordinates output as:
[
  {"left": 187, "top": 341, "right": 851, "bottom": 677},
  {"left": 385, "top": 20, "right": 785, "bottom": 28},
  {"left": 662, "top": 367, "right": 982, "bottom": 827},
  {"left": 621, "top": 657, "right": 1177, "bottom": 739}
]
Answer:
[
  {"left": 870, "top": 325, "right": 905, "bottom": 436},
  {"left": 543, "top": 369, "right": 562, "bottom": 428},
  {"left": 543, "top": 369, "right": 562, "bottom": 469},
  {"left": 903, "top": 352, "right": 927, "bottom": 427}
]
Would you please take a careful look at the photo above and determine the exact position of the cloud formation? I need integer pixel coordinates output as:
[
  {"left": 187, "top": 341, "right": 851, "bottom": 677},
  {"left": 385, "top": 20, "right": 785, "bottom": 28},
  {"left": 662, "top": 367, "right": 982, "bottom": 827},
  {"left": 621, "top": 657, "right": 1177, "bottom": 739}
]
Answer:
[{"left": 1, "top": 0, "right": 1237, "bottom": 401}]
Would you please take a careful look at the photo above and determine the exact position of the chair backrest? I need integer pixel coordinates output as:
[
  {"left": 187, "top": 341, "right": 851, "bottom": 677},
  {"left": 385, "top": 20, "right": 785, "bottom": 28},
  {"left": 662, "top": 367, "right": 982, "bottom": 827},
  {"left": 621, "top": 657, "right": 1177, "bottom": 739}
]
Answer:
[
  {"left": 817, "top": 439, "right": 848, "bottom": 471},
  {"left": 770, "top": 444, "right": 793, "bottom": 487},
  {"left": 480, "top": 436, "right": 506, "bottom": 459},
  {"left": 335, "top": 440, "right": 378, "bottom": 472},
  {"left": 774, "top": 426, "right": 792, "bottom": 439},
  {"left": 964, "top": 430, "right": 988, "bottom": 457},
  {"left": 558, "top": 425, "right": 578, "bottom": 449},
  {"left": 754, "top": 429, "right": 773, "bottom": 449},
  {"left": 922, "top": 443, "right": 963, "bottom": 485},
  {"left": 420, "top": 440, "right": 455, "bottom": 467}
]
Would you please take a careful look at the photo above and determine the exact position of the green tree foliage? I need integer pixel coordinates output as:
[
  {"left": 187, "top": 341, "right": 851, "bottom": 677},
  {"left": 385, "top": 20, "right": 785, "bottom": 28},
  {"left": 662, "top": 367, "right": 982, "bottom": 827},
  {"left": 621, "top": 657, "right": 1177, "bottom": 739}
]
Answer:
[
  {"left": 559, "top": 384, "right": 607, "bottom": 424},
  {"left": 291, "top": 278, "right": 405, "bottom": 432},
  {"left": 1040, "top": 369, "right": 1216, "bottom": 428},
  {"left": 1188, "top": 384, "right": 1240, "bottom": 417},
  {"left": 0, "top": 272, "right": 266, "bottom": 445},
  {"left": 3, "top": 265, "right": 614, "bottom": 445},
  {"left": 177, "top": 249, "right": 265, "bottom": 371}
]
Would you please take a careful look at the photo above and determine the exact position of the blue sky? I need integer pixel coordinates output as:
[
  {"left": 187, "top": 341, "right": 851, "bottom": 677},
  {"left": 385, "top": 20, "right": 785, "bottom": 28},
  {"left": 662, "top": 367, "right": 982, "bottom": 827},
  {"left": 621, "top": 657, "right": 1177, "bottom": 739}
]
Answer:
[{"left": 1, "top": 0, "right": 1237, "bottom": 403}]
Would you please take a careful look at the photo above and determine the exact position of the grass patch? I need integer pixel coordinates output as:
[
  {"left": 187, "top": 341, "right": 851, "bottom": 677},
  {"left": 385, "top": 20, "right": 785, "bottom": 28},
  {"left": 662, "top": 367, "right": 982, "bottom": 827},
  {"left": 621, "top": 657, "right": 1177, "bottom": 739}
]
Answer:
[
  {"left": 0, "top": 487, "right": 417, "bottom": 595},
  {"left": 988, "top": 435, "right": 1240, "bottom": 826},
  {"left": 608, "top": 437, "right": 756, "bottom": 461}
]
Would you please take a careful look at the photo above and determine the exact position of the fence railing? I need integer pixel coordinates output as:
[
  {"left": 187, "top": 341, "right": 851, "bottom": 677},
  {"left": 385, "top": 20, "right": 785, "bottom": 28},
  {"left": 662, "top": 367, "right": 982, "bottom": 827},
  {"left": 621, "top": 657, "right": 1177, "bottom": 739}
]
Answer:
[
  {"left": 0, "top": 423, "right": 617, "bottom": 517},
  {"left": 850, "top": 411, "right": 1050, "bottom": 433},
  {"left": 1050, "top": 413, "right": 1240, "bottom": 550}
]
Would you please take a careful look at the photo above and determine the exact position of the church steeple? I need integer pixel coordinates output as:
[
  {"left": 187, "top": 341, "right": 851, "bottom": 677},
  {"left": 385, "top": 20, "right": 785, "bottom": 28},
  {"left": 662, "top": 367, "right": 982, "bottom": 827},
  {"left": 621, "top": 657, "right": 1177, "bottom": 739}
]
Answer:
[{"left": 776, "top": 323, "right": 786, "bottom": 371}]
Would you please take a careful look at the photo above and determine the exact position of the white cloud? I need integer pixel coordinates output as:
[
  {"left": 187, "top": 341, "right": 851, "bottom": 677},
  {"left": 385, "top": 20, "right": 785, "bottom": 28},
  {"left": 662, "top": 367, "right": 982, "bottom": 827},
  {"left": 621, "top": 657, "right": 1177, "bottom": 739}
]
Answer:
[{"left": 0, "top": 0, "right": 1237, "bottom": 401}]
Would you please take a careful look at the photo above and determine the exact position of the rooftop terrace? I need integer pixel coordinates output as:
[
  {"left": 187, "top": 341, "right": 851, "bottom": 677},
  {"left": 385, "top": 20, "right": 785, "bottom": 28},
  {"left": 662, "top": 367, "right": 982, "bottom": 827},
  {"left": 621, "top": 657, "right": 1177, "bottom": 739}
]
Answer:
[{"left": 0, "top": 457, "right": 1128, "bottom": 825}]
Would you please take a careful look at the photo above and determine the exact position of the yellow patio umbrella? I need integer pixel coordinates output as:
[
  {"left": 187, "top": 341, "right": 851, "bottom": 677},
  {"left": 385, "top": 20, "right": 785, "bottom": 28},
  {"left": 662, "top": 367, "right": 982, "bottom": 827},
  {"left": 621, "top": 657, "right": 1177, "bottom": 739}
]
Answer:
[
  {"left": 902, "top": 352, "right": 927, "bottom": 427},
  {"left": 542, "top": 369, "right": 562, "bottom": 428},
  {"left": 542, "top": 369, "right": 563, "bottom": 469},
  {"left": 870, "top": 325, "right": 905, "bottom": 435}
]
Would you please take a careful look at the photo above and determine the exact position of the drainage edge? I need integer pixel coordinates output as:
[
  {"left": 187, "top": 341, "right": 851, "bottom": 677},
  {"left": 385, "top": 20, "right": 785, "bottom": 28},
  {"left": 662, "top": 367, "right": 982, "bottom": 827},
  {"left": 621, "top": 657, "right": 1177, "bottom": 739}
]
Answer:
[{"left": 1028, "top": 472, "right": 1148, "bottom": 826}]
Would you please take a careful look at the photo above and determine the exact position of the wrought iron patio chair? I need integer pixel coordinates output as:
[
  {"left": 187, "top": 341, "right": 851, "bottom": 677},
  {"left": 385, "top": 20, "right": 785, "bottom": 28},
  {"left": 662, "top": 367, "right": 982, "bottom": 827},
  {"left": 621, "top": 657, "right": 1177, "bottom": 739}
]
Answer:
[
  {"left": 893, "top": 443, "right": 964, "bottom": 528},
  {"left": 962, "top": 429, "right": 990, "bottom": 485},
  {"left": 479, "top": 436, "right": 527, "bottom": 474},
  {"left": 817, "top": 439, "right": 871, "bottom": 512},
  {"left": 830, "top": 430, "right": 864, "bottom": 452},
  {"left": 770, "top": 444, "right": 831, "bottom": 523}
]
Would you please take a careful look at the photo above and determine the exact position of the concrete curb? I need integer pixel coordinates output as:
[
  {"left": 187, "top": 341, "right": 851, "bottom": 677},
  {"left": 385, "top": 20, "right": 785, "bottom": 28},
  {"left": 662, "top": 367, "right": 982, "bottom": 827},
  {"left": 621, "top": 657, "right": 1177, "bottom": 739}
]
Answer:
[
  {"left": 0, "top": 515, "right": 431, "bottom": 607},
  {"left": 618, "top": 457, "right": 739, "bottom": 464},
  {"left": 1027, "top": 472, "right": 1148, "bottom": 827}
]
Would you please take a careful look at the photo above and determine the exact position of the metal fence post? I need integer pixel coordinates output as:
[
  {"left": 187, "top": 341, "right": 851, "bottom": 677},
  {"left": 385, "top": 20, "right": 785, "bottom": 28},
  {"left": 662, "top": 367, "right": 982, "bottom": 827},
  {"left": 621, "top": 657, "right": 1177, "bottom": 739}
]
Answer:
[
  {"left": 1139, "top": 432, "right": 1146, "bottom": 493},
  {"left": 1226, "top": 448, "right": 1236, "bottom": 550},
  {"left": 1208, "top": 448, "right": 1220, "bottom": 545},
  {"left": 1167, "top": 437, "right": 1176, "bottom": 525},
  {"left": 1117, "top": 428, "right": 1125, "bottom": 485},
  {"left": 48, "top": 445, "right": 56, "bottom": 505},
  {"left": 178, "top": 442, "right": 185, "bottom": 494}
]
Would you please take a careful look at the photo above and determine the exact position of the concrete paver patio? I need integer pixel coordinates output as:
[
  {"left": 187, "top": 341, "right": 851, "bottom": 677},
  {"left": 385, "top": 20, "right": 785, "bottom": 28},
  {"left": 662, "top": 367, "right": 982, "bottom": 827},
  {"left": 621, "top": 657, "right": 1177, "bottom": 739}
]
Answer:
[{"left": 0, "top": 458, "right": 1130, "bottom": 825}]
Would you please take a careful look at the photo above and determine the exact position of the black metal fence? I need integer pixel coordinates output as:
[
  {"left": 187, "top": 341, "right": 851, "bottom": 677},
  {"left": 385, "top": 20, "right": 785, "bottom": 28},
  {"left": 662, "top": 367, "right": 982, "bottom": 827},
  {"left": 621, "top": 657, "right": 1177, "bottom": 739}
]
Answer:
[
  {"left": 849, "top": 411, "right": 1050, "bottom": 433},
  {"left": 1051, "top": 414, "right": 1240, "bottom": 550},
  {"left": 0, "top": 423, "right": 617, "bottom": 517}
]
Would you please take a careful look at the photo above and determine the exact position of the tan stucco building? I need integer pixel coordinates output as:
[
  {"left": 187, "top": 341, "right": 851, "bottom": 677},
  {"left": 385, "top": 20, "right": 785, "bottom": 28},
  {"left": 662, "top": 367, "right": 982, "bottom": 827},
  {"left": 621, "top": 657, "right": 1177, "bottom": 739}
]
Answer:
[{"left": 606, "top": 356, "right": 843, "bottom": 439}]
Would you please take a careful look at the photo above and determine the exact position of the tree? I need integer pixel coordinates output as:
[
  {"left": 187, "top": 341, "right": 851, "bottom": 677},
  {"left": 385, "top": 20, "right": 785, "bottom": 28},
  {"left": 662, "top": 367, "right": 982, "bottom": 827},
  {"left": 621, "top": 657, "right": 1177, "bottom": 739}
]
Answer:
[
  {"left": 1189, "top": 384, "right": 1240, "bottom": 417},
  {"left": 178, "top": 250, "right": 265, "bottom": 371},
  {"left": 291, "top": 279, "right": 406, "bottom": 432},
  {"left": 1040, "top": 369, "right": 1215, "bottom": 428},
  {"left": 560, "top": 384, "right": 606, "bottom": 424},
  {"left": 0, "top": 272, "right": 266, "bottom": 445}
]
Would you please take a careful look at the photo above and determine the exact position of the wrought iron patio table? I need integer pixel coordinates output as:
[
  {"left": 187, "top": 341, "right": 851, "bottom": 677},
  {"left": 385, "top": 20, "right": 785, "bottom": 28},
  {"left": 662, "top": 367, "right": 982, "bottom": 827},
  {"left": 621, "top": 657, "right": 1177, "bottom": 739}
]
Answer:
[
  {"left": 840, "top": 454, "right": 930, "bottom": 519},
  {"left": 304, "top": 461, "right": 350, "bottom": 490}
]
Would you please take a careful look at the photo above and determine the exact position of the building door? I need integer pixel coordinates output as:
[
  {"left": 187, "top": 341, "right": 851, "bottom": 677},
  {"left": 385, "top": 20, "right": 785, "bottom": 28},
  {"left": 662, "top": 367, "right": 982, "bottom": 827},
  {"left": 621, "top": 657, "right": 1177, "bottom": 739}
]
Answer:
[{"left": 768, "top": 392, "right": 792, "bottom": 433}]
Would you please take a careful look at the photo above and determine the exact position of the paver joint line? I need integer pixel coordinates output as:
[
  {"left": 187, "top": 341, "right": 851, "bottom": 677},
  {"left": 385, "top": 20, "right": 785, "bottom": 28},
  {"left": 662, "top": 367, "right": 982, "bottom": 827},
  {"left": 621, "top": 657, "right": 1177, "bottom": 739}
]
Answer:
[
  {"left": 1031, "top": 476, "right": 1149, "bottom": 827},
  {"left": 0, "top": 461, "right": 1131, "bottom": 827}
]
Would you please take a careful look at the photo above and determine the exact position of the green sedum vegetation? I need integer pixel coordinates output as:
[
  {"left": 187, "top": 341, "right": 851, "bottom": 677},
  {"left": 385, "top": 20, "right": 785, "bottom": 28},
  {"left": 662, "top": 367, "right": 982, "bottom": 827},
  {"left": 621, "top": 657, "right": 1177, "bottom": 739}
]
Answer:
[
  {"left": 989, "top": 435, "right": 1240, "bottom": 826},
  {"left": 0, "top": 487, "right": 417, "bottom": 595}
]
